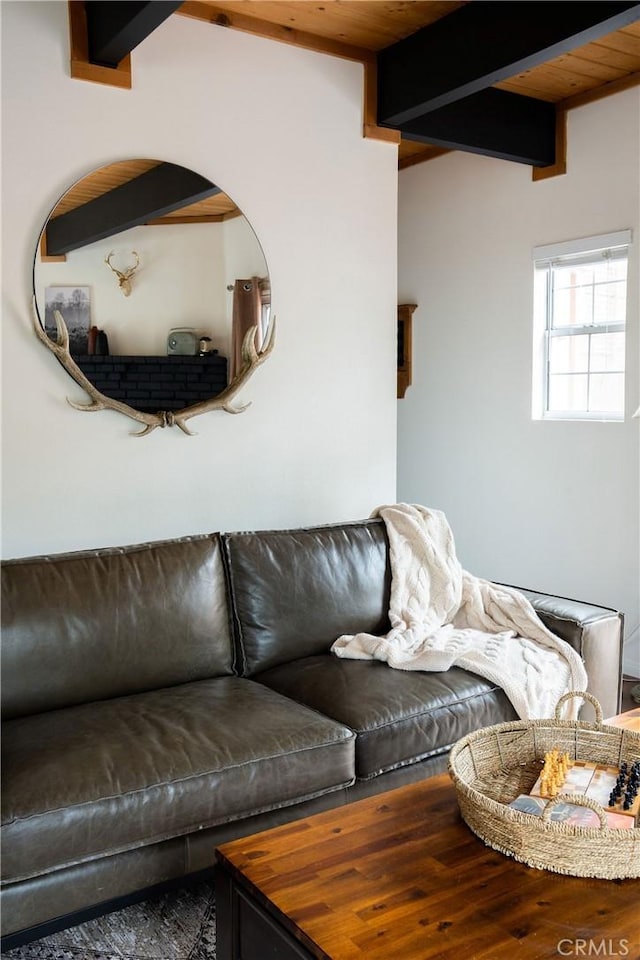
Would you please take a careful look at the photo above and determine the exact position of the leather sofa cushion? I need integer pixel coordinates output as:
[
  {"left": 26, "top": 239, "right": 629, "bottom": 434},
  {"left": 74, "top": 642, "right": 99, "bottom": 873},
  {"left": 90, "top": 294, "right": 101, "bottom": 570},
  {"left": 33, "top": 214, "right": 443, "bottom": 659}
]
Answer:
[
  {"left": 1, "top": 678, "right": 355, "bottom": 884},
  {"left": 257, "top": 656, "right": 517, "bottom": 779},
  {"left": 223, "top": 520, "right": 391, "bottom": 675},
  {"left": 1, "top": 535, "right": 233, "bottom": 719}
]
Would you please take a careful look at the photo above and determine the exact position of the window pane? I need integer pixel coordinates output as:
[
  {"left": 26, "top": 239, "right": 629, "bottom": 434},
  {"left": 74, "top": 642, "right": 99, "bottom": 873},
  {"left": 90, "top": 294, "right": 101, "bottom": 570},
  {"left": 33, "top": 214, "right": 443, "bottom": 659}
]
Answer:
[
  {"left": 551, "top": 257, "right": 627, "bottom": 329},
  {"left": 589, "top": 332, "right": 625, "bottom": 372},
  {"left": 588, "top": 373, "right": 624, "bottom": 414},
  {"left": 535, "top": 238, "right": 628, "bottom": 421},
  {"left": 552, "top": 278, "right": 592, "bottom": 327},
  {"left": 549, "top": 334, "right": 589, "bottom": 373},
  {"left": 553, "top": 261, "right": 595, "bottom": 291},
  {"left": 593, "top": 279, "right": 627, "bottom": 326},
  {"left": 597, "top": 256, "right": 627, "bottom": 283},
  {"left": 548, "top": 374, "right": 588, "bottom": 412}
]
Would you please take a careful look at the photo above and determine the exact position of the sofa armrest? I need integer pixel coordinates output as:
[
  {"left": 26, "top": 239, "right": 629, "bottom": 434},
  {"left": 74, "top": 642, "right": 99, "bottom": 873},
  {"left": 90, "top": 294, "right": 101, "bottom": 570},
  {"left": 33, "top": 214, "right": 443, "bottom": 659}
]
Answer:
[{"left": 506, "top": 585, "right": 623, "bottom": 720}]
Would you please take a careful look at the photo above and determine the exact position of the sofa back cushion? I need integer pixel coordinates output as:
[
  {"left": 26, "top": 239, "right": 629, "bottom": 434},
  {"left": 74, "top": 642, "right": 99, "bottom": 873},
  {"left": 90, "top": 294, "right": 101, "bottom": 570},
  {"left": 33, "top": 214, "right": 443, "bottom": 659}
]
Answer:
[
  {"left": 1, "top": 535, "right": 234, "bottom": 720},
  {"left": 222, "top": 519, "right": 391, "bottom": 675}
]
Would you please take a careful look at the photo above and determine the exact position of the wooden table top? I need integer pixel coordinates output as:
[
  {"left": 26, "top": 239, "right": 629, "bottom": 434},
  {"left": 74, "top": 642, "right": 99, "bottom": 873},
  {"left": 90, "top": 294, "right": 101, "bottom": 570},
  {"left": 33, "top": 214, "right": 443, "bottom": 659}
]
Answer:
[
  {"left": 217, "top": 711, "right": 640, "bottom": 960},
  {"left": 606, "top": 706, "right": 640, "bottom": 730}
]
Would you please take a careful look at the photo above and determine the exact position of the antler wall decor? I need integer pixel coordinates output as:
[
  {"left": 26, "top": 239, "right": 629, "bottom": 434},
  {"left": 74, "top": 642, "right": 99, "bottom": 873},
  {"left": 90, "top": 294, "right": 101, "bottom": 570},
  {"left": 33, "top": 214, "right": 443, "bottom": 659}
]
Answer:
[
  {"left": 105, "top": 250, "right": 140, "bottom": 296},
  {"left": 32, "top": 301, "right": 275, "bottom": 437}
]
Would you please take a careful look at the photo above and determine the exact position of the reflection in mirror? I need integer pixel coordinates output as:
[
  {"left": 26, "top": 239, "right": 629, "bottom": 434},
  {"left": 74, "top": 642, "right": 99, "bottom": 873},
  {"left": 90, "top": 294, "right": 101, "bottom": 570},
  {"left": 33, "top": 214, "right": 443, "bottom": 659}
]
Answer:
[{"left": 33, "top": 159, "right": 274, "bottom": 436}]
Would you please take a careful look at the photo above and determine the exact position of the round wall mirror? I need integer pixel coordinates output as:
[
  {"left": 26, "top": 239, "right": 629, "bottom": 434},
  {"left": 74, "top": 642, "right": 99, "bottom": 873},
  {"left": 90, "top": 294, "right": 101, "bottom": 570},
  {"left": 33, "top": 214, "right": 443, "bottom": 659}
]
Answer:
[{"left": 33, "top": 159, "right": 274, "bottom": 436}]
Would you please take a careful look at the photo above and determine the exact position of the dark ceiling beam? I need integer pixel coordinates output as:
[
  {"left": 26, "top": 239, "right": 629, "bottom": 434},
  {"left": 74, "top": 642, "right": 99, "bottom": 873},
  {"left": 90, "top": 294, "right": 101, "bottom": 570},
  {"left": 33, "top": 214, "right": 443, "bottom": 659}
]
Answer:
[
  {"left": 46, "top": 163, "right": 221, "bottom": 256},
  {"left": 378, "top": 1, "right": 640, "bottom": 126},
  {"left": 85, "top": 0, "right": 183, "bottom": 68},
  {"left": 398, "top": 89, "right": 556, "bottom": 168}
]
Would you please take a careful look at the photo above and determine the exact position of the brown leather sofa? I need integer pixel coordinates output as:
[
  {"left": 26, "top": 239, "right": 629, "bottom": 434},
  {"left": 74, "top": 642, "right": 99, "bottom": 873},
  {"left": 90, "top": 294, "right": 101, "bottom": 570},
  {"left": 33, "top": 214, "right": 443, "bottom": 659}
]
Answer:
[{"left": 1, "top": 519, "right": 624, "bottom": 948}]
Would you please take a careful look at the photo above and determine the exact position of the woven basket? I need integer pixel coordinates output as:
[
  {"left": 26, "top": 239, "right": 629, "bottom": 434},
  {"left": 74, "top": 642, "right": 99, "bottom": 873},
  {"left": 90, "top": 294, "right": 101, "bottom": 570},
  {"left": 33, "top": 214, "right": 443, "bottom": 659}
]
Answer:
[{"left": 448, "top": 691, "right": 640, "bottom": 878}]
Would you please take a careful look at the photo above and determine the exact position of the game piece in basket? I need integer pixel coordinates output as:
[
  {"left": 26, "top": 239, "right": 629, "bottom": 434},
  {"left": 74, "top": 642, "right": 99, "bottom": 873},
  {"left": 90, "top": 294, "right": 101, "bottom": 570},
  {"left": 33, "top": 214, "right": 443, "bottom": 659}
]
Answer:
[
  {"left": 509, "top": 794, "right": 634, "bottom": 829},
  {"left": 530, "top": 754, "right": 595, "bottom": 799}
]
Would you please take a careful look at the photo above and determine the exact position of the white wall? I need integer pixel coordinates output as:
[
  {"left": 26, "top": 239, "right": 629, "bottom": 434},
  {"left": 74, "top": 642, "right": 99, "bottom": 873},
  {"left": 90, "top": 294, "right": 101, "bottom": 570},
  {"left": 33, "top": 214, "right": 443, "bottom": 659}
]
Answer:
[
  {"left": 397, "top": 91, "right": 640, "bottom": 676},
  {"left": 1, "top": 2, "right": 398, "bottom": 556}
]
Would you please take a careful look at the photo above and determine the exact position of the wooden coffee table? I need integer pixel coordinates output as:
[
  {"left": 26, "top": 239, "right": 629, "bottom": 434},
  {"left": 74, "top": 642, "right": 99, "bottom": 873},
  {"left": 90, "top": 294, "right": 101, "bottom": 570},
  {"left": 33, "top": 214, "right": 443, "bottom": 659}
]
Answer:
[{"left": 215, "top": 710, "right": 639, "bottom": 960}]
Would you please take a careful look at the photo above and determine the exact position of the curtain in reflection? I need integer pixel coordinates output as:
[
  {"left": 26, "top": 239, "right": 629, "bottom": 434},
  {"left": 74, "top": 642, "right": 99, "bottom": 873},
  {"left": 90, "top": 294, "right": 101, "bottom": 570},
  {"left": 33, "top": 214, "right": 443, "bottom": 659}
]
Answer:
[{"left": 230, "top": 278, "right": 264, "bottom": 381}]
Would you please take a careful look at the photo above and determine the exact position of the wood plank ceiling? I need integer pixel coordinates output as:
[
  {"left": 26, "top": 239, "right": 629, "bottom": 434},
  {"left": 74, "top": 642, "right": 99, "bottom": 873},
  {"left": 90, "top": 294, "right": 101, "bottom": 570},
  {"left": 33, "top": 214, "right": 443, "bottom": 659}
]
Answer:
[
  {"left": 176, "top": 0, "right": 640, "bottom": 169},
  {"left": 68, "top": 0, "right": 640, "bottom": 174},
  {"left": 53, "top": 2, "right": 640, "bottom": 255}
]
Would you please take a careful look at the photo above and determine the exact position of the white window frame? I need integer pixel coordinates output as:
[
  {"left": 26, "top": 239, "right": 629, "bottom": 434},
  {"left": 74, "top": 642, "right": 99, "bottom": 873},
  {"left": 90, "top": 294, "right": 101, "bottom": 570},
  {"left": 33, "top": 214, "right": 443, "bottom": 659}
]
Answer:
[{"left": 532, "top": 230, "right": 631, "bottom": 422}]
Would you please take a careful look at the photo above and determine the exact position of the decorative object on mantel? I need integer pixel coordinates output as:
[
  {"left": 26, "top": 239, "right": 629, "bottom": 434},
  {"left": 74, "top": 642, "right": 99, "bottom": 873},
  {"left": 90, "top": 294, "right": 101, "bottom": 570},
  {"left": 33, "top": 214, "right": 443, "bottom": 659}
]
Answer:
[
  {"left": 87, "top": 326, "right": 109, "bottom": 356},
  {"left": 104, "top": 250, "right": 140, "bottom": 297},
  {"left": 95, "top": 329, "right": 109, "bottom": 356},
  {"left": 44, "top": 285, "right": 91, "bottom": 354},
  {"left": 167, "top": 327, "right": 197, "bottom": 356},
  {"left": 32, "top": 302, "right": 275, "bottom": 437},
  {"left": 397, "top": 303, "right": 416, "bottom": 399}
]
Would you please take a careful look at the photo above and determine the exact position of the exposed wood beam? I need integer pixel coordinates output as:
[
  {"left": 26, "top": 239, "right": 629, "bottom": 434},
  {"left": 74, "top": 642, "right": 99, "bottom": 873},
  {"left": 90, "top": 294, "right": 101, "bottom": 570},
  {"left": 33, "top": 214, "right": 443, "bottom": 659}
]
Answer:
[
  {"left": 39, "top": 233, "right": 67, "bottom": 264},
  {"left": 46, "top": 163, "right": 221, "bottom": 256},
  {"left": 532, "top": 107, "right": 567, "bottom": 181},
  {"left": 84, "top": 0, "right": 182, "bottom": 68},
  {"left": 397, "top": 89, "right": 556, "bottom": 167},
  {"left": 378, "top": 1, "right": 640, "bottom": 126},
  {"left": 397, "top": 67, "right": 640, "bottom": 175},
  {"left": 69, "top": 1, "right": 132, "bottom": 88}
]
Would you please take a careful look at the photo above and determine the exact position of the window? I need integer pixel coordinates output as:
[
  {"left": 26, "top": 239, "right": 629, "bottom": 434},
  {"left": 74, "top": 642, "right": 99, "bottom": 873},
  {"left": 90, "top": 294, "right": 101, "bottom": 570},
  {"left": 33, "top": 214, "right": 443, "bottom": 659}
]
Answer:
[{"left": 532, "top": 231, "right": 631, "bottom": 421}]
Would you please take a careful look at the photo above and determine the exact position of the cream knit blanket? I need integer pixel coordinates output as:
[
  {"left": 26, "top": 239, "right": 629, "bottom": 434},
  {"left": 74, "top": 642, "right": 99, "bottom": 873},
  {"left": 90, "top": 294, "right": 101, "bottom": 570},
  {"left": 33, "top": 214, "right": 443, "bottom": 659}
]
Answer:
[{"left": 331, "top": 504, "right": 588, "bottom": 720}]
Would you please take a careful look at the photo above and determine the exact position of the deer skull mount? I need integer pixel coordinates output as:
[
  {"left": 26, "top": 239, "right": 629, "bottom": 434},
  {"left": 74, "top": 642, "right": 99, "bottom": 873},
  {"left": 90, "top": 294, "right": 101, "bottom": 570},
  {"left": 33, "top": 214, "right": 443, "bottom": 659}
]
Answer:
[{"left": 105, "top": 250, "right": 140, "bottom": 297}]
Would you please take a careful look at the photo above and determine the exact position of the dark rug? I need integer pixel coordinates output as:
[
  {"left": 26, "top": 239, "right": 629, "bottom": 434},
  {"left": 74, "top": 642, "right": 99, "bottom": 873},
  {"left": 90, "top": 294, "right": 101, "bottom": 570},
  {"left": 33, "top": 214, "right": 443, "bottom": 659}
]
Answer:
[{"left": 1, "top": 881, "right": 216, "bottom": 960}]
